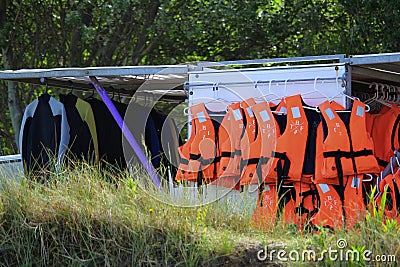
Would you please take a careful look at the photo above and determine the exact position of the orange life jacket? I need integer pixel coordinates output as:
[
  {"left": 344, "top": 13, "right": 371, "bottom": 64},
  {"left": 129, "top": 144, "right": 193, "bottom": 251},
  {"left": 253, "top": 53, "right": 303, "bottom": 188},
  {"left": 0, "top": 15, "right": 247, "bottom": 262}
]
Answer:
[
  {"left": 282, "top": 182, "right": 318, "bottom": 230},
  {"left": 312, "top": 100, "right": 379, "bottom": 229},
  {"left": 375, "top": 172, "right": 400, "bottom": 224},
  {"left": 253, "top": 95, "right": 318, "bottom": 230},
  {"left": 266, "top": 94, "right": 309, "bottom": 185},
  {"left": 250, "top": 102, "right": 281, "bottom": 230},
  {"left": 241, "top": 101, "right": 276, "bottom": 185},
  {"left": 252, "top": 184, "right": 279, "bottom": 231},
  {"left": 370, "top": 105, "right": 400, "bottom": 167},
  {"left": 175, "top": 103, "right": 217, "bottom": 184},
  {"left": 213, "top": 102, "right": 244, "bottom": 189},
  {"left": 239, "top": 98, "right": 257, "bottom": 180},
  {"left": 175, "top": 115, "right": 197, "bottom": 182}
]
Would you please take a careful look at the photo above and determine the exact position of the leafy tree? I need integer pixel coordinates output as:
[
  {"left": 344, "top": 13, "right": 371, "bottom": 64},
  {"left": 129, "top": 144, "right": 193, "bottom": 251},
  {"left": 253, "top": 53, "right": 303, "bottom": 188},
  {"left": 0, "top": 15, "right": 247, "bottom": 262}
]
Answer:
[{"left": 1, "top": 0, "right": 400, "bottom": 154}]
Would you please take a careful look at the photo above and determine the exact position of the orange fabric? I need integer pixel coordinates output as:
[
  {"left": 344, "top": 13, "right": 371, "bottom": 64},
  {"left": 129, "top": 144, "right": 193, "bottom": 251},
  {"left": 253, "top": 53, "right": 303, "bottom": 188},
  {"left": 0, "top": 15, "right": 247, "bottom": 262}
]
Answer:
[
  {"left": 266, "top": 94, "right": 309, "bottom": 184},
  {"left": 251, "top": 184, "right": 279, "bottom": 230},
  {"left": 175, "top": 116, "right": 197, "bottom": 182},
  {"left": 343, "top": 176, "right": 366, "bottom": 229},
  {"left": 365, "top": 112, "right": 376, "bottom": 135},
  {"left": 285, "top": 182, "right": 317, "bottom": 229},
  {"left": 313, "top": 100, "right": 378, "bottom": 229},
  {"left": 239, "top": 98, "right": 257, "bottom": 185},
  {"left": 182, "top": 103, "right": 216, "bottom": 183},
  {"left": 213, "top": 102, "right": 242, "bottom": 189},
  {"left": 371, "top": 106, "right": 400, "bottom": 165},
  {"left": 310, "top": 183, "right": 344, "bottom": 229},
  {"left": 240, "top": 101, "right": 277, "bottom": 185},
  {"left": 314, "top": 100, "right": 379, "bottom": 184}
]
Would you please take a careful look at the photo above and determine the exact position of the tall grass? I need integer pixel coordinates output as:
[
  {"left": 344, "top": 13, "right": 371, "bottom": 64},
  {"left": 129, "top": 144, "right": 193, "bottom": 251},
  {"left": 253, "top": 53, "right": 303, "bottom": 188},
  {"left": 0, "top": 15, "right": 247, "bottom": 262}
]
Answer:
[{"left": 0, "top": 164, "right": 398, "bottom": 266}]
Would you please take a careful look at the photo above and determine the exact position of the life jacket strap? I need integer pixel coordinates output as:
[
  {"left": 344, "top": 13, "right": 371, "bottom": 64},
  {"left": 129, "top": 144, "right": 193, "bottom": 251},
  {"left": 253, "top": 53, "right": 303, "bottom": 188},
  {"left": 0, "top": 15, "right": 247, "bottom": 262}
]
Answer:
[
  {"left": 220, "top": 151, "right": 235, "bottom": 158},
  {"left": 272, "top": 151, "right": 291, "bottom": 184},
  {"left": 377, "top": 158, "right": 389, "bottom": 167},
  {"left": 189, "top": 153, "right": 214, "bottom": 165},
  {"left": 295, "top": 189, "right": 318, "bottom": 218},
  {"left": 323, "top": 149, "right": 373, "bottom": 159},
  {"left": 180, "top": 158, "right": 189, "bottom": 165},
  {"left": 189, "top": 153, "right": 201, "bottom": 160},
  {"left": 200, "top": 157, "right": 214, "bottom": 165}
]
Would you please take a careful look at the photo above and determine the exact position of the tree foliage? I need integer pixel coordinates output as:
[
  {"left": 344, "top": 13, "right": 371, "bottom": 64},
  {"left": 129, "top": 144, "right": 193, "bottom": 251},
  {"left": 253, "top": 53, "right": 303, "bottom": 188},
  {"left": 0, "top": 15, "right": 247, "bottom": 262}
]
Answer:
[{"left": 1, "top": 0, "right": 400, "bottom": 153}]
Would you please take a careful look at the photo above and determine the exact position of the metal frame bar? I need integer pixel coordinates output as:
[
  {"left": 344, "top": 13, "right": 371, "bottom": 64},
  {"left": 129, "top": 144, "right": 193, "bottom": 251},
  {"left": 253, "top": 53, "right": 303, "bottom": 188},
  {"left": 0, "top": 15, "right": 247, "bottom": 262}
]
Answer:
[
  {"left": 0, "top": 65, "right": 189, "bottom": 80},
  {"left": 89, "top": 76, "right": 161, "bottom": 188},
  {"left": 351, "top": 65, "right": 400, "bottom": 84},
  {"left": 347, "top": 52, "right": 400, "bottom": 65},
  {"left": 197, "top": 54, "right": 346, "bottom": 68},
  {"left": 184, "top": 76, "right": 345, "bottom": 89}
]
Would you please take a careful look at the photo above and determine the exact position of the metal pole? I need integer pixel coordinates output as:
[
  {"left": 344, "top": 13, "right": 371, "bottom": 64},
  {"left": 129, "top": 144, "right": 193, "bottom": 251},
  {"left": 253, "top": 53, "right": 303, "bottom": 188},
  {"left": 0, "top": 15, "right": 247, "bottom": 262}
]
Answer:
[{"left": 89, "top": 76, "right": 161, "bottom": 188}]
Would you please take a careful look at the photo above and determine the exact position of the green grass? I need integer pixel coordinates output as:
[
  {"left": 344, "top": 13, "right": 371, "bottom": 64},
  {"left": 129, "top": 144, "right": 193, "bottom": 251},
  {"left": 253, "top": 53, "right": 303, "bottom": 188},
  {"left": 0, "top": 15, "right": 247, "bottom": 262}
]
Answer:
[{"left": 0, "top": 163, "right": 399, "bottom": 266}]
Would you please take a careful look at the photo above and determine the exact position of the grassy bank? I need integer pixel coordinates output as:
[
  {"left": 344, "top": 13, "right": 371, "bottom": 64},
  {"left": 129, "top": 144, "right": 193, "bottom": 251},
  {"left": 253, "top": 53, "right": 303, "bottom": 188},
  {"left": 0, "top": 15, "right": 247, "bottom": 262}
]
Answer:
[{"left": 0, "top": 164, "right": 398, "bottom": 266}]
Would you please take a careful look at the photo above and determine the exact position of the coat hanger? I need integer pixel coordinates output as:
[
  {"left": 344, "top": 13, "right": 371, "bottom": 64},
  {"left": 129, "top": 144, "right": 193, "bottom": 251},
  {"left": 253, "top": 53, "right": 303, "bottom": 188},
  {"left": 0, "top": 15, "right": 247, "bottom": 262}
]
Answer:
[
  {"left": 376, "top": 83, "right": 393, "bottom": 107},
  {"left": 254, "top": 79, "right": 282, "bottom": 103},
  {"left": 365, "top": 82, "right": 391, "bottom": 109},
  {"left": 40, "top": 77, "right": 50, "bottom": 95},
  {"left": 301, "top": 77, "right": 334, "bottom": 102},
  {"left": 68, "top": 81, "right": 74, "bottom": 95},
  {"left": 85, "top": 88, "right": 95, "bottom": 100},
  {"left": 328, "top": 77, "right": 363, "bottom": 113}
]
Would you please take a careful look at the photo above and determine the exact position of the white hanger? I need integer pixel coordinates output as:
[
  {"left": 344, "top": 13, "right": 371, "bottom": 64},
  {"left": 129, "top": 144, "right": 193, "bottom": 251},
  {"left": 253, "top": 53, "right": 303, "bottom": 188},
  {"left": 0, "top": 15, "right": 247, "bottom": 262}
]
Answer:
[
  {"left": 301, "top": 77, "right": 334, "bottom": 102},
  {"left": 254, "top": 79, "right": 282, "bottom": 102}
]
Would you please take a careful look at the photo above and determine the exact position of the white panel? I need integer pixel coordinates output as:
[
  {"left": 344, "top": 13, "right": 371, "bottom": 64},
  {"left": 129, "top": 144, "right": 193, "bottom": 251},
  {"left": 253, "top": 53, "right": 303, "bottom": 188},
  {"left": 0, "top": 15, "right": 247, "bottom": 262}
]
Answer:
[{"left": 188, "top": 65, "right": 346, "bottom": 112}]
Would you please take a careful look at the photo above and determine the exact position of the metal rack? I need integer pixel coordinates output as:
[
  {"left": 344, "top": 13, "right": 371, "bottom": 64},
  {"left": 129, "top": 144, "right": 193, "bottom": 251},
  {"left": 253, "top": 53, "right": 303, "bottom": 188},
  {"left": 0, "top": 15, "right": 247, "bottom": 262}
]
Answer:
[{"left": 2, "top": 52, "right": 400, "bottom": 188}]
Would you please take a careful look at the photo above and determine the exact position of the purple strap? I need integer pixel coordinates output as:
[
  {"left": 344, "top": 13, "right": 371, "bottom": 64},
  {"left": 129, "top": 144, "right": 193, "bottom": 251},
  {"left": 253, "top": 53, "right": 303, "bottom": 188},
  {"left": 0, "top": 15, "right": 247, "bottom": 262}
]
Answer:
[{"left": 89, "top": 76, "right": 161, "bottom": 188}]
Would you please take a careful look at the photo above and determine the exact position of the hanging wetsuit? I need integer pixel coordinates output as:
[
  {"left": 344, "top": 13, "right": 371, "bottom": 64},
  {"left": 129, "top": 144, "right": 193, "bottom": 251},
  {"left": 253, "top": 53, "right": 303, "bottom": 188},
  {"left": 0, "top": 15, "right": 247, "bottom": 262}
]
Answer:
[
  {"left": 87, "top": 98, "right": 127, "bottom": 168},
  {"left": 158, "top": 114, "right": 181, "bottom": 178},
  {"left": 311, "top": 100, "right": 380, "bottom": 229},
  {"left": 19, "top": 93, "right": 70, "bottom": 174},
  {"left": 60, "top": 94, "right": 98, "bottom": 163}
]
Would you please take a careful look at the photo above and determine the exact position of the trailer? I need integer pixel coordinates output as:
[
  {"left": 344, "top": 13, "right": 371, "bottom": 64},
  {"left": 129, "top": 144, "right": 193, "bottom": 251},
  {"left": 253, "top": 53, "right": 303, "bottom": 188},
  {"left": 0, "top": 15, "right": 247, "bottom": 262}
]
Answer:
[{"left": 2, "top": 52, "right": 400, "bottom": 208}]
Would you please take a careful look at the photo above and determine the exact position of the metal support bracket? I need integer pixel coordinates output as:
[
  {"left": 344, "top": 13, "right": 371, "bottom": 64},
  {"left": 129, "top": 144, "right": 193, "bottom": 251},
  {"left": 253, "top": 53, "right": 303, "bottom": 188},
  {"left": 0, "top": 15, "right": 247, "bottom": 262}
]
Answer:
[{"left": 89, "top": 76, "right": 161, "bottom": 188}]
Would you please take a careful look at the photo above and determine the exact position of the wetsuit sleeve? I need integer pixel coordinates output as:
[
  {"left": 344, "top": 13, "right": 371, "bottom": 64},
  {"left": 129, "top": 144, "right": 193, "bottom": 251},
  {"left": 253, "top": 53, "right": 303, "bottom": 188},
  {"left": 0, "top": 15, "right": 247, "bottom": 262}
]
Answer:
[
  {"left": 76, "top": 99, "right": 99, "bottom": 163},
  {"left": 49, "top": 97, "right": 70, "bottom": 167},
  {"left": 19, "top": 99, "right": 38, "bottom": 155}
]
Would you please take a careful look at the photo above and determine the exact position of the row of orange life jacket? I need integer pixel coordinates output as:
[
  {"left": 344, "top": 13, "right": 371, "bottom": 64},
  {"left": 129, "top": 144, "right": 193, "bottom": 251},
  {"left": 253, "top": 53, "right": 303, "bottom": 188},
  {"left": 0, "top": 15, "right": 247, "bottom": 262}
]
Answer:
[{"left": 175, "top": 94, "right": 381, "bottom": 230}]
